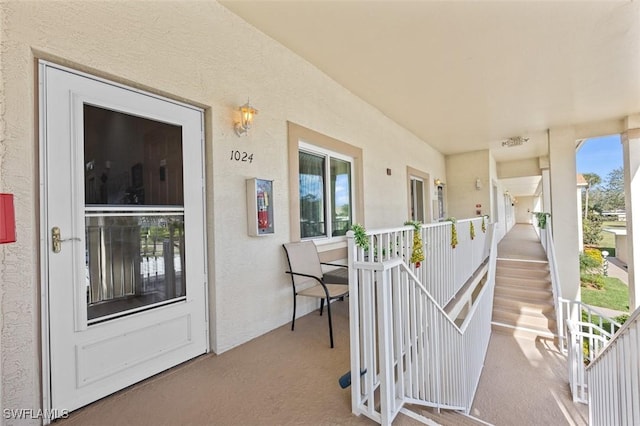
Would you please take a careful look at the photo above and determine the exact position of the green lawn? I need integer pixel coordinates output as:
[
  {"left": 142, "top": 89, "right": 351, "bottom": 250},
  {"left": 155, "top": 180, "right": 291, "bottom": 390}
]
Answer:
[
  {"left": 594, "top": 221, "right": 626, "bottom": 257},
  {"left": 581, "top": 276, "right": 629, "bottom": 312},
  {"left": 602, "top": 221, "right": 626, "bottom": 228}
]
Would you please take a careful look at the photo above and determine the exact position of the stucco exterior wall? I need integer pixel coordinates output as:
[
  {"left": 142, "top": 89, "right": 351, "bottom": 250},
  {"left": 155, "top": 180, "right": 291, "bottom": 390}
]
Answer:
[
  {"left": 445, "top": 150, "right": 491, "bottom": 220},
  {"left": 515, "top": 196, "right": 534, "bottom": 224},
  {"left": 0, "top": 1, "right": 447, "bottom": 415}
]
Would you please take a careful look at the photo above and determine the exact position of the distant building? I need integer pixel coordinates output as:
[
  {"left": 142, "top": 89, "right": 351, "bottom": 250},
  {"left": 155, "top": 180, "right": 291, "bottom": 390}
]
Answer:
[{"left": 603, "top": 210, "right": 627, "bottom": 221}]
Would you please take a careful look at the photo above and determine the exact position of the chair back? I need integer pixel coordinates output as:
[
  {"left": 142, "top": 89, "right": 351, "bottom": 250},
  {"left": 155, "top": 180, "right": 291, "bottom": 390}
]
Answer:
[{"left": 283, "top": 241, "right": 324, "bottom": 288}]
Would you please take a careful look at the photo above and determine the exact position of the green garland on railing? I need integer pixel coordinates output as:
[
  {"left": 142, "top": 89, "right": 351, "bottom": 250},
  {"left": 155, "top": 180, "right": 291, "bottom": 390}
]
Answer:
[
  {"left": 351, "top": 223, "right": 369, "bottom": 251},
  {"left": 481, "top": 215, "right": 487, "bottom": 233},
  {"left": 404, "top": 220, "right": 425, "bottom": 267},
  {"left": 470, "top": 221, "right": 475, "bottom": 240},
  {"left": 446, "top": 217, "right": 458, "bottom": 248},
  {"left": 534, "top": 212, "right": 550, "bottom": 230}
]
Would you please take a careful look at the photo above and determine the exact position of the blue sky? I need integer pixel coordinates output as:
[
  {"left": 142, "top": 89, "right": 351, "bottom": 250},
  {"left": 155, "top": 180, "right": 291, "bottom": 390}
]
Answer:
[{"left": 576, "top": 134, "right": 622, "bottom": 186}]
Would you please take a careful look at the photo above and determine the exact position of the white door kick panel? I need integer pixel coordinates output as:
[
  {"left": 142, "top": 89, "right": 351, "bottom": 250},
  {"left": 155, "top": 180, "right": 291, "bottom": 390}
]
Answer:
[{"left": 76, "top": 314, "right": 193, "bottom": 387}]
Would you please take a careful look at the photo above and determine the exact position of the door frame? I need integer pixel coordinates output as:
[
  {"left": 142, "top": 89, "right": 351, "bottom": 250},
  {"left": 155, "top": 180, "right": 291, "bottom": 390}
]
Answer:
[{"left": 38, "top": 60, "right": 209, "bottom": 419}]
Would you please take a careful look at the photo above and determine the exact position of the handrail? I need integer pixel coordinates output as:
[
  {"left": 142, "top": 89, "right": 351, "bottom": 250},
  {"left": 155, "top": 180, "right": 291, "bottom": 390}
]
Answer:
[
  {"left": 539, "top": 220, "right": 566, "bottom": 349},
  {"left": 586, "top": 304, "right": 640, "bottom": 368},
  {"left": 531, "top": 217, "right": 626, "bottom": 407},
  {"left": 398, "top": 261, "right": 463, "bottom": 334},
  {"left": 347, "top": 220, "right": 497, "bottom": 425},
  {"left": 460, "top": 225, "right": 497, "bottom": 334},
  {"left": 566, "top": 319, "right": 611, "bottom": 404},
  {"left": 353, "top": 217, "right": 489, "bottom": 307},
  {"left": 585, "top": 304, "right": 640, "bottom": 425},
  {"left": 561, "top": 298, "right": 624, "bottom": 405}
]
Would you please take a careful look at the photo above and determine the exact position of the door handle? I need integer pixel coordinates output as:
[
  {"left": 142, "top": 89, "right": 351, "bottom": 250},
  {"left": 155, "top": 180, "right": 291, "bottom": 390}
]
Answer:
[{"left": 51, "top": 226, "right": 81, "bottom": 253}]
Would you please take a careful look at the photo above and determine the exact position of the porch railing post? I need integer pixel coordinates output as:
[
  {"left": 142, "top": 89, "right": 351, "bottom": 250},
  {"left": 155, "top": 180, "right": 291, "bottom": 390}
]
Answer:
[
  {"left": 376, "top": 270, "right": 395, "bottom": 426},
  {"left": 347, "top": 217, "right": 497, "bottom": 424},
  {"left": 376, "top": 267, "right": 395, "bottom": 426},
  {"left": 346, "top": 231, "right": 361, "bottom": 416}
]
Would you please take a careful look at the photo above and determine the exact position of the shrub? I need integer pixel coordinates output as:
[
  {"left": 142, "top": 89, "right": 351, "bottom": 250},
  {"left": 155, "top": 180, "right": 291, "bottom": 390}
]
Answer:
[
  {"left": 580, "top": 273, "right": 605, "bottom": 290},
  {"left": 580, "top": 249, "right": 602, "bottom": 275},
  {"left": 583, "top": 213, "right": 603, "bottom": 245},
  {"left": 615, "top": 313, "right": 629, "bottom": 325},
  {"left": 584, "top": 247, "right": 603, "bottom": 266}
]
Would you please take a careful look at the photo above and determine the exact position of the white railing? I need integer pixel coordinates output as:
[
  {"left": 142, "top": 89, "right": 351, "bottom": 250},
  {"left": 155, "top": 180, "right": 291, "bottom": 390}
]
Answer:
[
  {"left": 566, "top": 319, "right": 612, "bottom": 403},
  {"left": 347, "top": 220, "right": 496, "bottom": 425},
  {"left": 559, "top": 299, "right": 623, "bottom": 405},
  {"left": 534, "top": 216, "right": 625, "bottom": 405},
  {"left": 350, "top": 218, "right": 489, "bottom": 307},
  {"left": 587, "top": 306, "right": 640, "bottom": 425},
  {"left": 536, "top": 220, "right": 568, "bottom": 350}
]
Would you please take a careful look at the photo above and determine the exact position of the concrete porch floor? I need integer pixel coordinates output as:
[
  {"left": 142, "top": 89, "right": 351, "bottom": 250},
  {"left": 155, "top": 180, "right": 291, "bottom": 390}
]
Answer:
[
  {"left": 470, "top": 223, "right": 588, "bottom": 425},
  {"left": 58, "top": 224, "right": 587, "bottom": 426}
]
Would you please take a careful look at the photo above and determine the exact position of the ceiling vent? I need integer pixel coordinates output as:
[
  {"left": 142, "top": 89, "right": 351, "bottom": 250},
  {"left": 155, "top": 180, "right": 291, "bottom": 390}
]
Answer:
[{"left": 501, "top": 136, "right": 529, "bottom": 147}]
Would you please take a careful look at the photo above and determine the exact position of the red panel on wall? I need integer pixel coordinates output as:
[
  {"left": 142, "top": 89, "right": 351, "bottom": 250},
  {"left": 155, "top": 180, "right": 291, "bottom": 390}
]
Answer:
[{"left": 0, "top": 193, "right": 16, "bottom": 244}]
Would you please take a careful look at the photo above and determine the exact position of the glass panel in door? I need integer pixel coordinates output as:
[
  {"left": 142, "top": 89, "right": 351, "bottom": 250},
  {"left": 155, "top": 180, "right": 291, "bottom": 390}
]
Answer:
[
  {"left": 411, "top": 177, "right": 425, "bottom": 222},
  {"left": 83, "top": 104, "right": 186, "bottom": 323}
]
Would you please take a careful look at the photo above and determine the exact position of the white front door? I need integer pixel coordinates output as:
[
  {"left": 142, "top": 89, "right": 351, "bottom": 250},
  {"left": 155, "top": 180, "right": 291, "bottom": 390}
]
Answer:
[{"left": 39, "top": 62, "right": 208, "bottom": 415}]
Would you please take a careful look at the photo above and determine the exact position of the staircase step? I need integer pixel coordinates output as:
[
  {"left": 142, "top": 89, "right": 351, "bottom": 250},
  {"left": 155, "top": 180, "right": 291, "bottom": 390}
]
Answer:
[
  {"left": 496, "top": 259, "right": 549, "bottom": 272},
  {"left": 494, "top": 284, "right": 554, "bottom": 301},
  {"left": 493, "top": 244, "right": 557, "bottom": 340},
  {"left": 492, "top": 307, "right": 557, "bottom": 332},
  {"left": 495, "top": 275, "right": 551, "bottom": 290},
  {"left": 493, "top": 295, "right": 554, "bottom": 314},
  {"left": 496, "top": 265, "right": 550, "bottom": 280},
  {"left": 492, "top": 321, "right": 556, "bottom": 339}
]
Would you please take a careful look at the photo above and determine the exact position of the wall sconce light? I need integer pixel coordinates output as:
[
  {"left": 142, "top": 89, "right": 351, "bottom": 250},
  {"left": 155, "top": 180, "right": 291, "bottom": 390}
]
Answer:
[
  {"left": 434, "top": 178, "right": 442, "bottom": 186},
  {"left": 234, "top": 100, "right": 258, "bottom": 137}
]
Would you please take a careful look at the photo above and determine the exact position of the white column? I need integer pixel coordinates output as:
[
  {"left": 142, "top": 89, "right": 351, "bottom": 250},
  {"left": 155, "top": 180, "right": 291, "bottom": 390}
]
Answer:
[
  {"left": 577, "top": 187, "right": 584, "bottom": 252},
  {"left": 549, "top": 126, "right": 581, "bottom": 302},
  {"left": 622, "top": 127, "right": 640, "bottom": 310},
  {"left": 542, "top": 168, "right": 551, "bottom": 214}
]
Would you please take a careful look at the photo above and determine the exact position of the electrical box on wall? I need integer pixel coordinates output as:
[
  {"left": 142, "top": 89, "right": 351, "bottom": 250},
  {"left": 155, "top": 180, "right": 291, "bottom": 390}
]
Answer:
[
  {"left": 246, "top": 178, "right": 274, "bottom": 236},
  {"left": 0, "top": 193, "right": 16, "bottom": 244}
]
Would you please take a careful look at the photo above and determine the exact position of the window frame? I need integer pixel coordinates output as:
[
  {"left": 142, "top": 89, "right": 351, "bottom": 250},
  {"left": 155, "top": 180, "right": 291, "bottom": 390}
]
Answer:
[
  {"left": 298, "top": 142, "right": 355, "bottom": 240},
  {"left": 288, "top": 122, "right": 364, "bottom": 244}
]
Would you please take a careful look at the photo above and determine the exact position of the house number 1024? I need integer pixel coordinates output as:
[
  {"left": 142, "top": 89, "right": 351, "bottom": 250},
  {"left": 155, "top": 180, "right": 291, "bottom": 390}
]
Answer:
[{"left": 230, "top": 150, "right": 254, "bottom": 163}]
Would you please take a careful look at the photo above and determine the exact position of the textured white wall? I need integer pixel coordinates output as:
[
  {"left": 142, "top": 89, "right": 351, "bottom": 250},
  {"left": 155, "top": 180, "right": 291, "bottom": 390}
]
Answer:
[
  {"left": 0, "top": 1, "right": 446, "bottom": 415},
  {"left": 515, "top": 196, "right": 534, "bottom": 224},
  {"left": 445, "top": 150, "right": 491, "bottom": 219}
]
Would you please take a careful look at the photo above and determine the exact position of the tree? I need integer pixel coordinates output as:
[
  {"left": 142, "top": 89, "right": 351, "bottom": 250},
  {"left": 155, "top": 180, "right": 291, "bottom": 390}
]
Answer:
[
  {"left": 583, "top": 212, "right": 603, "bottom": 245},
  {"left": 587, "top": 168, "right": 625, "bottom": 213},
  {"left": 589, "top": 188, "right": 605, "bottom": 213},
  {"left": 602, "top": 167, "right": 625, "bottom": 212},
  {"left": 582, "top": 172, "right": 601, "bottom": 218}
]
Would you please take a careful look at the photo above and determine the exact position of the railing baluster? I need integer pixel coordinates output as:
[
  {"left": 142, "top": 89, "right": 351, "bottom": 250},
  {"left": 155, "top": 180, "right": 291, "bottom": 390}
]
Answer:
[
  {"left": 585, "top": 306, "right": 640, "bottom": 425},
  {"left": 347, "top": 219, "right": 497, "bottom": 424}
]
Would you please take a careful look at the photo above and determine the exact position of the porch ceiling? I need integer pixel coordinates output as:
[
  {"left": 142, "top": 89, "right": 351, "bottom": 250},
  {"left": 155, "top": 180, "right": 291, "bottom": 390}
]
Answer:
[
  {"left": 502, "top": 175, "right": 542, "bottom": 197},
  {"left": 220, "top": 1, "right": 640, "bottom": 162}
]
